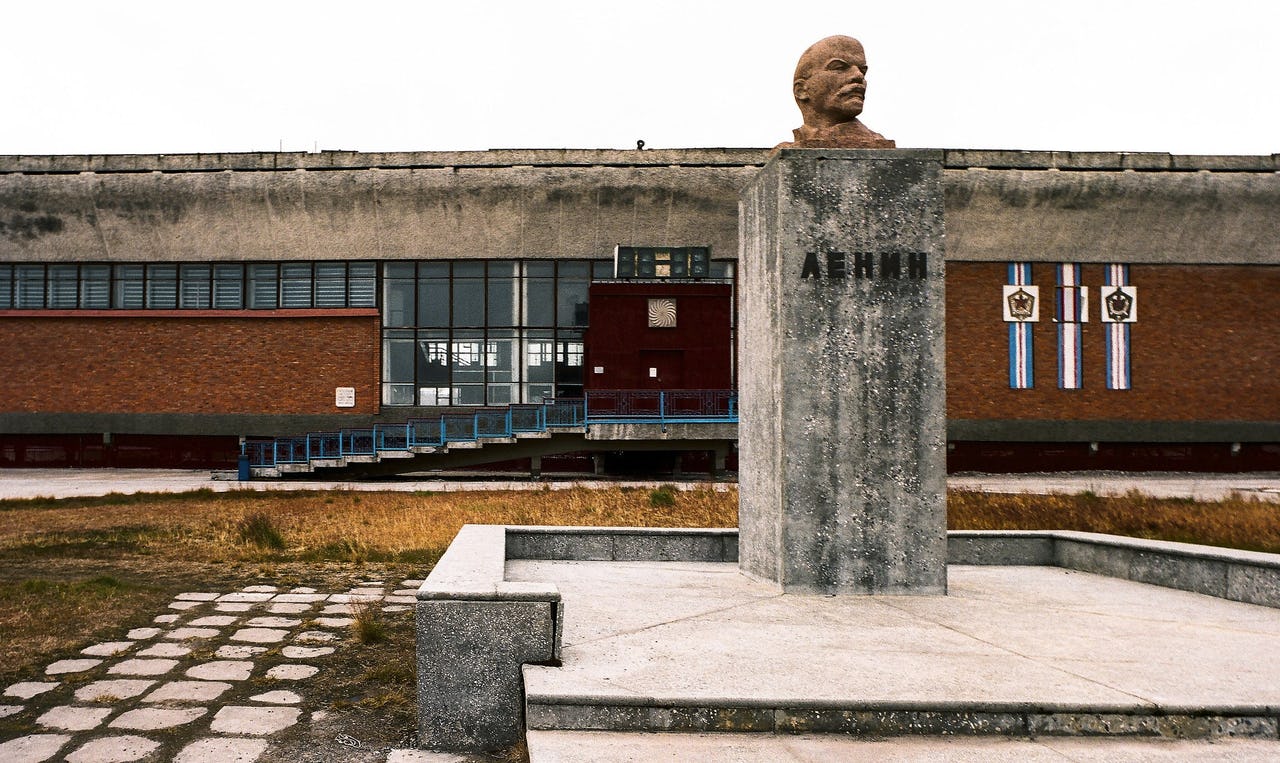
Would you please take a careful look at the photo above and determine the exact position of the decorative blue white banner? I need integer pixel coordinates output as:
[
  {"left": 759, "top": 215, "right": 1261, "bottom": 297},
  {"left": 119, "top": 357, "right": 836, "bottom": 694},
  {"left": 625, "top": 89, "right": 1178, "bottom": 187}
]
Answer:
[
  {"left": 1005, "top": 262, "right": 1036, "bottom": 389},
  {"left": 1055, "top": 263, "right": 1087, "bottom": 389},
  {"left": 1103, "top": 264, "right": 1135, "bottom": 389}
]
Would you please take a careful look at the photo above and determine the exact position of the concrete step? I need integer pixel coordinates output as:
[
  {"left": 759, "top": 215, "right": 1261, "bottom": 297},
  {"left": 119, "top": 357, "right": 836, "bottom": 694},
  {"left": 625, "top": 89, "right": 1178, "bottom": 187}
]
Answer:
[{"left": 376, "top": 450, "right": 416, "bottom": 459}]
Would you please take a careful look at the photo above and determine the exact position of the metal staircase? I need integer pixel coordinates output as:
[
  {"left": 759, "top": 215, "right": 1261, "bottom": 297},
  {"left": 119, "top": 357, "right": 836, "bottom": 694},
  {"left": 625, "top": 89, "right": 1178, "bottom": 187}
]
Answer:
[{"left": 243, "top": 390, "right": 736, "bottom": 478}]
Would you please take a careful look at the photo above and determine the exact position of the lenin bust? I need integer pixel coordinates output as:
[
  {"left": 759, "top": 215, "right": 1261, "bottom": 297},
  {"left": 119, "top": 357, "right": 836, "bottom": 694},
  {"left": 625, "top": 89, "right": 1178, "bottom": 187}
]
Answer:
[{"left": 780, "top": 35, "right": 895, "bottom": 149}]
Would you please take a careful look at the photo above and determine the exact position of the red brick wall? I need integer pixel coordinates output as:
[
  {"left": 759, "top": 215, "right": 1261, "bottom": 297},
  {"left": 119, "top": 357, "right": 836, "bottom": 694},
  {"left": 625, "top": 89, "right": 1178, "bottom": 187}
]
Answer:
[
  {"left": 947, "top": 263, "right": 1280, "bottom": 421},
  {"left": 0, "top": 311, "right": 380, "bottom": 415}
]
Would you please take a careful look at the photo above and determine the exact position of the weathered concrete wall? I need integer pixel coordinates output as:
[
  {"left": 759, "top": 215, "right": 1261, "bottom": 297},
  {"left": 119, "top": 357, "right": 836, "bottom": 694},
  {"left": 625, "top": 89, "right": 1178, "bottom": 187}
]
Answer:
[
  {"left": 2, "top": 149, "right": 1278, "bottom": 265},
  {"left": 738, "top": 150, "right": 948, "bottom": 595}
]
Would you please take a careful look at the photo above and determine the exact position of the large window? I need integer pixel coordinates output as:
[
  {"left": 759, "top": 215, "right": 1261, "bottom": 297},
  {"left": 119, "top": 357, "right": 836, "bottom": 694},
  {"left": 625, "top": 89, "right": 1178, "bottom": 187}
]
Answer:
[
  {"left": 379, "top": 259, "right": 611, "bottom": 406},
  {"left": 0, "top": 261, "right": 379, "bottom": 310}
]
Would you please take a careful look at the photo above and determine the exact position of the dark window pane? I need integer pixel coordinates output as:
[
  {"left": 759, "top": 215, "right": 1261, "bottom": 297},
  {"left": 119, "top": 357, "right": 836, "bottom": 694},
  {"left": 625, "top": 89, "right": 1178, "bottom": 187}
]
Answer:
[
  {"left": 558, "top": 261, "right": 589, "bottom": 278},
  {"left": 454, "top": 262, "right": 484, "bottom": 278},
  {"left": 557, "top": 278, "right": 589, "bottom": 326},
  {"left": 591, "top": 259, "right": 613, "bottom": 279},
  {"left": 383, "top": 279, "right": 415, "bottom": 327},
  {"left": 385, "top": 262, "right": 415, "bottom": 279},
  {"left": 15, "top": 265, "right": 45, "bottom": 308},
  {"left": 280, "top": 263, "right": 312, "bottom": 308},
  {"left": 524, "top": 261, "right": 554, "bottom": 278},
  {"left": 314, "top": 262, "right": 346, "bottom": 307},
  {"left": 146, "top": 264, "right": 177, "bottom": 308},
  {"left": 47, "top": 264, "right": 78, "bottom": 308},
  {"left": 81, "top": 265, "right": 111, "bottom": 308},
  {"left": 487, "top": 276, "right": 517, "bottom": 325},
  {"left": 247, "top": 264, "right": 278, "bottom": 309},
  {"left": 179, "top": 264, "right": 211, "bottom": 309},
  {"left": 348, "top": 262, "right": 376, "bottom": 307},
  {"left": 419, "top": 262, "right": 448, "bottom": 278},
  {"left": 525, "top": 278, "right": 554, "bottom": 325},
  {"left": 452, "top": 279, "right": 484, "bottom": 326},
  {"left": 383, "top": 332, "right": 415, "bottom": 382},
  {"left": 212, "top": 264, "right": 244, "bottom": 309},
  {"left": 418, "top": 279, "right": 449, "bottom": 327},
  {"left": 114, "top": 264, "right": 144, "bottom": 309},
  {"left": 0, "top": 265, "right": 11, "bottom": 309}
]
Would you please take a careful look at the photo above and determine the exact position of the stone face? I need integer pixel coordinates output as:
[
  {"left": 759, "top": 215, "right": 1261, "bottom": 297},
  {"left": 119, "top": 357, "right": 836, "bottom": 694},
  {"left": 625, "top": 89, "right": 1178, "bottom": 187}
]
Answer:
[
  {"left": 216, "top": 645, "right": 268, "bottom": 659},
  {"left": 36, "top": 705, "right": 112, "bottom": 731},
  {"left": 266, "top": 664, "right": 318, "bottom": 680},
  {"left": 245, "top": 616, "right": 300, "bottom": 627},
  {"left": 81, "top": 641, "right": 134, "bottom": 657},
  {"left": 6, "top": 681, "right": 60, "bottom": 699},
  {"left": 186, "top": 660, "right": 254, "bottom": 681},
  {"left": 166, "top": 627, "right": 220, "bottom": 640},
  {"left": 174, "top": 737, "right": 269, "bottom": 763},
  {"left": 738, "top": 150, "right": 947, "bottom": 595},
  {"left": 75, "top": 679, "right": 156, "bottom": 702},
  {"left": 137, "top": 642, "right": 191, "bottom": 658},
  {"left": 0, "top": 734, "right": 72, "bottom": 761},
  {"left": 189, "top": 615, "right": 239, "bottom": 626},
  {"left": 65, "top": 735, "right": 160, "bottom": 762},
  {"left": 210, "top": 705, "right": 301, "bottom": 735},
  {"left": 108, "top": 658, "right": 177, "bottom": 676},
  {"left": 109, "top": 706, "right": 206, "bottom": 730},
  {"left": 45, "top": 658, "right": 102, "bottom": 675},
  {"left": 144, "top": 680, "right": 233, "bottom": 702},
  {"left": 282, "top": 645, "right": 334, "bottom": 659},
  {"left": 230, "top": 627, "right": 288, "bottom": 643},
  {"left": 250, "top": 689, "right": 302, "bottom": 704}
]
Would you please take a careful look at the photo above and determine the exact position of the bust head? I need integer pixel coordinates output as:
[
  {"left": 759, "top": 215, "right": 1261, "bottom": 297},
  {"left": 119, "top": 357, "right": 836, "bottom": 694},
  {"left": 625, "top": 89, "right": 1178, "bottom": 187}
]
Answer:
[{"left": 793, "top": 35, "right": 870, "bottom": 129}]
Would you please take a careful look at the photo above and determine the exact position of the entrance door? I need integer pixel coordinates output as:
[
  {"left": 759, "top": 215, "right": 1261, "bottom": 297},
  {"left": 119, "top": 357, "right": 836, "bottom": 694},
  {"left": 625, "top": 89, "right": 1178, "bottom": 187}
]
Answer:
[{"left": 638, "top": 350, "right": 685, "bottom": 389}]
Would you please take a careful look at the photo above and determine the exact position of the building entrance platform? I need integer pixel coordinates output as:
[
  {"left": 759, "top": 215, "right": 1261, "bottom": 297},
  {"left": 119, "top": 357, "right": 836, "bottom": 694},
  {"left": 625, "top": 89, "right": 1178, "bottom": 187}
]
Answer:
[{"left": 511, "top": 561, "right": 1280, "bottom": 746}]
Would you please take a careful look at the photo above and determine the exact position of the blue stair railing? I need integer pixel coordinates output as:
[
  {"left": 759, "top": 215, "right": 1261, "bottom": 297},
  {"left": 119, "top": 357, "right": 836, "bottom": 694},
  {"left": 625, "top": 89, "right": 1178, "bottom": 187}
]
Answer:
[{"left": 246, "top": 389, "right": 736, "bottom": 471}]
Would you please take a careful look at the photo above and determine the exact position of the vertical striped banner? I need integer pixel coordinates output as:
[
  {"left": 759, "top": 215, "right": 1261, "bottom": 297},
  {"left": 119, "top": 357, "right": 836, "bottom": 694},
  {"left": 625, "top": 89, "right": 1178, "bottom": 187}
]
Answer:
[
  {"left": 1007, "top": 262, "right": 1034, "bottom": 389},
  {"left": 1105, "top": 264, "right": 1131, "bottom": 389},
  {"left": 1056, "top": 263, "right": 1084, "bottom": 389}
]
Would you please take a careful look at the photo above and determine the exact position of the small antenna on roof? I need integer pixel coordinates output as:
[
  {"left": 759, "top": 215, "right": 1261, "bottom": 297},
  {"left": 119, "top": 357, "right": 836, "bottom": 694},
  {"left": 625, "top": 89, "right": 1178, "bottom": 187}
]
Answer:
[{"left": 636, "top": 140, "right": 645, "bottom": 150}]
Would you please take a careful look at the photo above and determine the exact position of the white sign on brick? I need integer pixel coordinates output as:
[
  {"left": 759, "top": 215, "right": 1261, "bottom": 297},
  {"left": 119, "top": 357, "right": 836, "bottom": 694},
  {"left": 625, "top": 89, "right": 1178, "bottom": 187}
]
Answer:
[{"left": 335, "top": 387, "right": 356, "bottom": 408}]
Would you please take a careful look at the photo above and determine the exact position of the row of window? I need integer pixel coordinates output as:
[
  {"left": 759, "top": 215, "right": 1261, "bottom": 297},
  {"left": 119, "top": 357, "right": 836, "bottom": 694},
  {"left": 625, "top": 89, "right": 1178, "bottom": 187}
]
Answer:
[
  {"left": 383, "top": 328, "right": 586, "bottom": 407},
  {"left": 0, "top": 262, "right": 377, "bottom": 310}
]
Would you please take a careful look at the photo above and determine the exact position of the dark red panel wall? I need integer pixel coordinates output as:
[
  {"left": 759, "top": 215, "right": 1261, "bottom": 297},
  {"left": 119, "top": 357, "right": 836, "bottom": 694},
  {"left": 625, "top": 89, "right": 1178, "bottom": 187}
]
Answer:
[{"left": 584, "top": 282, "right": 733, "bottom": 390}]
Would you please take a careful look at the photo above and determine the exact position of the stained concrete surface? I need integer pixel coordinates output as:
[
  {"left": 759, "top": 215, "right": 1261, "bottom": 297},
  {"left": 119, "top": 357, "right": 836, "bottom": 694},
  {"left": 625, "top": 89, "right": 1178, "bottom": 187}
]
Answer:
[{"left": 514, "top": 561, "right": 1280, "bottom": 721}]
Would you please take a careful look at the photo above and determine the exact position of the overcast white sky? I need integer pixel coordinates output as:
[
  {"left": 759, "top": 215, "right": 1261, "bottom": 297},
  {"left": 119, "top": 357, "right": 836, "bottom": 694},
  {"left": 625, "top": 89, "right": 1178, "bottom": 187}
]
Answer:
[{"left": 4, "top": 1, "right": 1276, "bottom": 156}]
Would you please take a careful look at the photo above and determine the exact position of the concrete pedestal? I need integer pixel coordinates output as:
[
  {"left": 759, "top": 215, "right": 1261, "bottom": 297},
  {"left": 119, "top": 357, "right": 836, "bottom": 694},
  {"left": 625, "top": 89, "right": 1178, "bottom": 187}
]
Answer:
[{"left": 738, "top": 149, "right": 947, "bottom": 594}]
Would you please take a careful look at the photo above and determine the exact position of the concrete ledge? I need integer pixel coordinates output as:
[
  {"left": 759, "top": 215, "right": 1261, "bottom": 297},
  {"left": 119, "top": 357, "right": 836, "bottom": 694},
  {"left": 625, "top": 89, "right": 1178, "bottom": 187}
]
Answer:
[
  {"left": 415, "top": 525, "right": 562, "bottom": 751},
  {"left": 524, "top": 699, "right": 1278, "bottom": 739},
  {"left": 506, "top": 526, "right": 738, "bottom": 563}
]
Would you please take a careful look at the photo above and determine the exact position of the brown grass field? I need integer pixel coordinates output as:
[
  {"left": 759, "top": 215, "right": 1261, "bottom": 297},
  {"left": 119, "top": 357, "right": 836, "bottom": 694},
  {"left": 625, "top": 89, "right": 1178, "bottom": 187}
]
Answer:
[{"left": 0, "top": 483, "right": 1276, "bottom": 753}]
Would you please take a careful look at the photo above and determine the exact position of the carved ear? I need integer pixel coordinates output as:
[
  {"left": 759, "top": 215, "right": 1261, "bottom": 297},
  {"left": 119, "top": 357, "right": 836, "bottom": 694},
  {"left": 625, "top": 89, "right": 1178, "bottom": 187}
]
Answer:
[{"left": 793, "top": 79, "right": 809, "bottom": 102}]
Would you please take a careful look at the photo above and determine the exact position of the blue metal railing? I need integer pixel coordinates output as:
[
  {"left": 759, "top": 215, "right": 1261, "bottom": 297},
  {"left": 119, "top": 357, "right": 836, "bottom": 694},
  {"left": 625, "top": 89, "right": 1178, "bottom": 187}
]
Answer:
[{"left": 246, "top": 389, "right": 736, "bottom": 471}]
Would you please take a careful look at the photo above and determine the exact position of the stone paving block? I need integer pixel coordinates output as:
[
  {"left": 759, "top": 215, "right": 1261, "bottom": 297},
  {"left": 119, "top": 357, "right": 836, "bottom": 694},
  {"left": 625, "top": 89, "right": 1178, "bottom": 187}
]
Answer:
[
  {"left": 282, "top": 646, "right": 334, "bottom": 659},
  {"left": 186, "top": 660, "right": 253, "bottom": 681},
  {"left": 144, "top": 680, "right": 232, "bottom": 703},
  {"left": 269, "top": 602, "right": 312, "bottom": 614},
  {"left": 246, "top": 616, "right": 301, "bottom": 627},
  {"left": 169, "top": 601, "right": 202, "bottom": 611},
  {"left": 81, "top": 641, "right": 135, "bottom": 657},
  {"left": 266, "top": 664, "right": 318, "bottom": 680},
  {"left": 392, "top": 589, "right": 419, "bottom": 597},
  {"left": 383, "top": 604, "right": 411, "bottom": 613},
  {"left": 137, "top": 642, "right": 191, "bottom": 658},
  {"left": 231, "top": 627, "right": 288, "bottom": 643},
  {"left": 210, "top": 705, "right": 301, "bottom": 735},
  {"left": 0, "top": 734, "right": 72, "bottom": 761},
  {"left": 0, "top": 704, "right": 21, "bottom": 718},
  {"left": 387, "top": 751, "right": 468, "bottom": 763},
  {"left": 250, "top": 689, "right": 302, "bottom": 704},
  {"left": 400, "top": 579, "right": 425, "bottom": 587},
  {"left": 176, "top": 592, "right": 220, "bottom": 601},
  {"left": 329, "top": 593, "right": 378, "bottom": 603},
  {"left": 175, "top": 737, "right": 269, "bottom": 763},
  {"left": 189, "top": 615, "right": 239, "bottom": 626},
  {"left": 216, "top": 645, "right": 268, "bottom": 659},
  {"left": 314, "top": 616, "right": 353, "bottom": 627},
  {"left": 166, "top": 627, "right": 220, "bottom": 640},
  {"left": 110, "top": 705, "right": 207, "bottom": 730},
  {"left": 125, "top": 627, "right": 161, "bottom": 640},
  {"left": 274, "top": 593, "right": 326, "bottom": 603},
  {"left": 75, "top": 679, "right": 156, "bottom": 702},
  {"left": 347, "top": 587, "right": 385, "bottom": 596},
  {"left": 295, "top": 630, "right": 336, "bottom": 643},
  {"left": 243, "top": 585, "right": 279, "bottom": 593},
  {"left": 218, "top": 592, "right": 275, "bottom": 603},
  {"left": 359, "top": 580, "right": 384, "bottom": 586},
  {"left": 46, "top": 658, "right": 102, "bottom": 675},
  {"left": 6, "top": 680, "right": 59, "bottom": 699},
  {"left": 108, "top": 658, "right": 178, "bottom": 676},
  {"left": 288, "top": 586, "right": 318, "bottom": 594},
  {"left": 65, "top": 734, "right": 160, "bottom": 762},
  {"left": 384, "top": 595, "right": 416, "bottom": 604},
  {"left": 37, "top": 705, "right": 112, "bottom": 731},
  {"left": 153, "top": 614, "right": 180, "bottom": 624},
  {"left": 215, "top": 602, "right": 254, "bottom": 612}
]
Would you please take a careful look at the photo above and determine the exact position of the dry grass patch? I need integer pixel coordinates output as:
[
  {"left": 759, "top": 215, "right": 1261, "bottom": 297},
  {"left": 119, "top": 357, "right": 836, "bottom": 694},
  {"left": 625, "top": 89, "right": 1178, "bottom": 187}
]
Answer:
[{"left": 949, "top": 489, "right": 1280, "bottom": 553}]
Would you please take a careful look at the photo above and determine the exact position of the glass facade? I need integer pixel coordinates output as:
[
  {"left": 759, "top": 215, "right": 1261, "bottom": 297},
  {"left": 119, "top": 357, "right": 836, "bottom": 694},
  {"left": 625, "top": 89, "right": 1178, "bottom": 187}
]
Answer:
[
  {"left": 380, "top": 259, "right": 613, "bottom": 407},
  {"left": 0, "top": 262, "right": 378, "bottom": 311}
]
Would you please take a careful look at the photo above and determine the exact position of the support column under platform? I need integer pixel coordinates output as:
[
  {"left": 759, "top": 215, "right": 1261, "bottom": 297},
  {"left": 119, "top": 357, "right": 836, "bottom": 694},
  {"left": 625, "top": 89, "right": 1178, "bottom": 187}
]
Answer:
[{"left": 738, "top": 148, "right": 947, "bottom": 595}]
